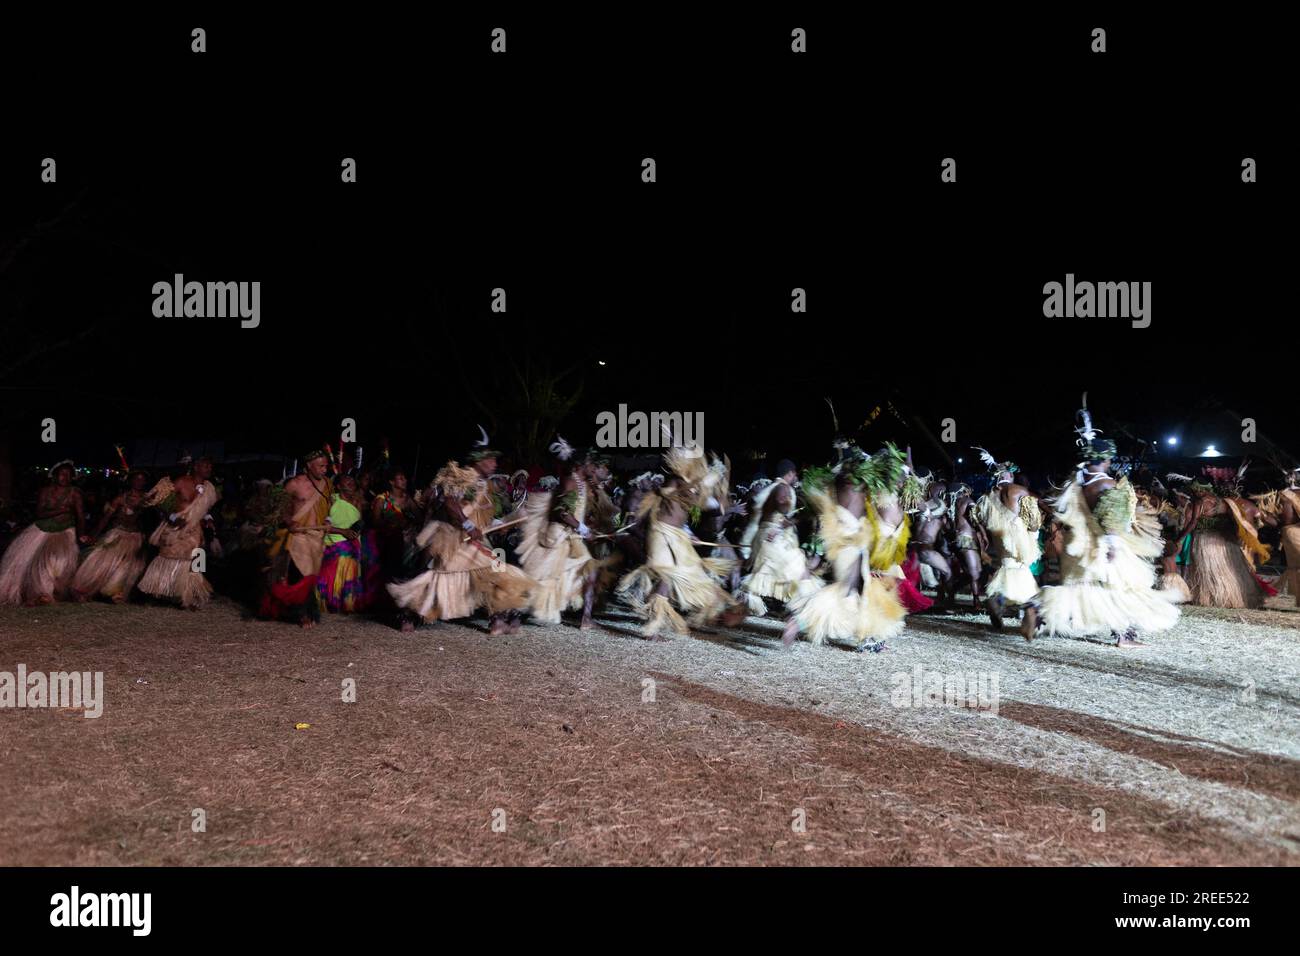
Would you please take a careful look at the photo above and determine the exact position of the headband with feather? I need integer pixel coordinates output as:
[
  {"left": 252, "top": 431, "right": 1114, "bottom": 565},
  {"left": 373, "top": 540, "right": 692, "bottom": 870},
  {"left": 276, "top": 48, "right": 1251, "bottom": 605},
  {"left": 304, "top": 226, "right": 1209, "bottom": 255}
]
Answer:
[
  {"left": 972, "top": 446, "right": 1018, "bottom": 482},
  {"left": 1074, "top": 391, "right": 1118, "bottom": 468},
  {"left": 467, "top": 424, "right": 500, "bottom": 462}
]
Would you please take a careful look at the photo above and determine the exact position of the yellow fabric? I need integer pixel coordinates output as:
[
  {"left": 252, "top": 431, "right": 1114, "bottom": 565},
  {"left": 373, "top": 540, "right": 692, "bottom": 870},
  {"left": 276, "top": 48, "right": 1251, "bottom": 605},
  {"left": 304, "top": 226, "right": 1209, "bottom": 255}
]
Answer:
[
  {"left": 324, "top": 496, "right": 361, "bottom": 546},
  {"left": 1224, "top": 497, "right": 1270, "bottom": 566},
  {"left": 866, "top": 501, "right": 909, "bottom": 571}
]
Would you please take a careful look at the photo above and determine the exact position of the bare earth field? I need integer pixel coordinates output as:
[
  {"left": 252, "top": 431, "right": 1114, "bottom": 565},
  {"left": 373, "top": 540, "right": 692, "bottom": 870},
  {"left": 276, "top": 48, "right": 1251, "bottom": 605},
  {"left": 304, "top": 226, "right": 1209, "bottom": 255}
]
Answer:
[{"left": 2, "top": 595, "right": 1298, "bottom": 866}]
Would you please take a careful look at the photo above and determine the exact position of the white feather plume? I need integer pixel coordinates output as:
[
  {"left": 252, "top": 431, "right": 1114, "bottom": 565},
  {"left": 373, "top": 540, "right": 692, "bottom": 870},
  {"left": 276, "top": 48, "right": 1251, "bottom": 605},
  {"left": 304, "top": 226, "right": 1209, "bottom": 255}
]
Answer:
[
  {"left": 549, "top": 435, "right": 575, "bottom": 461},
  {"left": 973, "top": 446, "right": 997, "bottom": 469},
  {"left": 1074, "top": 392, "right": 1098, "bottom": 446},
  {"left": 474, "top": 424, "right": 490, "bottom": 448}
]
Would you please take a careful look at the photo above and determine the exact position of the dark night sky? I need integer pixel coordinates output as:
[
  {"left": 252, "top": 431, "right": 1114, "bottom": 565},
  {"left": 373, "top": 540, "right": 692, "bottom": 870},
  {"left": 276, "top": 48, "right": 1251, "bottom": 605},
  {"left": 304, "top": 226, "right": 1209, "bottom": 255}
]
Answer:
[{"left": 1, "top": 11, "right": 1289, "bottom": 486}]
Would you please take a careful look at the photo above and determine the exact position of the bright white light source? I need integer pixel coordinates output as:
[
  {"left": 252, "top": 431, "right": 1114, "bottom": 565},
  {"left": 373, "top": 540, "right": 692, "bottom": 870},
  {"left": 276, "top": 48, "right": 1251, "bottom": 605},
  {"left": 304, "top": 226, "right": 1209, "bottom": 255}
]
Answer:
[
  {"left": 1201, "top": 445, "right": 1222, "bottom": 458},
  {"left": 1166, "top": 436, "right": 1178, "bottom": 446}
]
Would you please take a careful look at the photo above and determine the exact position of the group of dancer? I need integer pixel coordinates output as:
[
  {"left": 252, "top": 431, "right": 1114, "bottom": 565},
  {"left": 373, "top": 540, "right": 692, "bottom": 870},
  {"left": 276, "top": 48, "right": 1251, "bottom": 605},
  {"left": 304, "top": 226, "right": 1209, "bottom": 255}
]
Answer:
[{"left": 3, "top": 396, "right": 1298, "bottom": 651}]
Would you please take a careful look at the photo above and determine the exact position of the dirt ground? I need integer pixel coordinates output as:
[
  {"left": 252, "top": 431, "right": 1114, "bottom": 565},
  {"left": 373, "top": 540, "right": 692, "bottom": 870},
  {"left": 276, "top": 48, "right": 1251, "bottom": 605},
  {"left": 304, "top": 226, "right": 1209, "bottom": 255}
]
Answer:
[{"left": 2, "top": 594, "right": 1298, "bottom": 866}]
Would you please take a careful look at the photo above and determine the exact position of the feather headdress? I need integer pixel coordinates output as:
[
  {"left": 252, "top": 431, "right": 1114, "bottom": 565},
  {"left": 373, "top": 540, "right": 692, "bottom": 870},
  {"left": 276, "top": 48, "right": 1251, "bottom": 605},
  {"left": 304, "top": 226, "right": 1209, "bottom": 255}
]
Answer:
[
  {"left": 662, "top": 437, "right": 709, "bottom": 489},
  {"left": 972, "top": 446, "right": 1019, "bottom": 483},
  {"left": 1074, "top": 392, "right": 1097, "bottom": 446},
  {"left": 1073, "top": 392, "right": 1118, "bottom": 478},
  {"left": 467, "top": 424, "right": 500, "bottom": 462}
]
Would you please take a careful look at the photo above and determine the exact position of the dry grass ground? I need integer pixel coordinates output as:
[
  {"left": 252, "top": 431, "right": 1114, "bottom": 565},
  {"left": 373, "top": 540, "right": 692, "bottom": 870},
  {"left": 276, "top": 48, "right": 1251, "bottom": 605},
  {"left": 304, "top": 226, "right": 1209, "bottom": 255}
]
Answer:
[{"left": 1, "top": 594, "right": 1298, "bottom": 865}]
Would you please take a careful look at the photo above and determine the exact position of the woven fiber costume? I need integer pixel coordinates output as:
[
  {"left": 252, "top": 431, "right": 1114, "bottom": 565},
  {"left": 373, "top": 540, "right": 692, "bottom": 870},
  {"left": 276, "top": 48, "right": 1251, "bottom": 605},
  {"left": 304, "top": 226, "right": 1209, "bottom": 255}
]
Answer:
[
  {"left": 615, "top": 444, "right": 740, "bottom": 637},
  {"left": 783, "top": 450, "right": 908, "bottom": 648},
  {"left": 515, "top": 452, "right": 602, "bottom": 625},
  {"left": 387, "top": 458, "right": 535, "bottom": 622},
  {"left": 1027, "top": 397, "right": 1179, "bottom": 641},
  {"left": 972, "top": 448, "right": 1042, "bottom": 605},
  {"left": 739, "top": 474, "right": 823, "bottom": 616},
  {"left": 72, "top": 484, "right": 149, "bottom": 602},
  {"left": 138, "top": 474, "right": 221, "bottom": 610},
  {"left": 0, "top": 464, "right": 81, "bottom": 606}
]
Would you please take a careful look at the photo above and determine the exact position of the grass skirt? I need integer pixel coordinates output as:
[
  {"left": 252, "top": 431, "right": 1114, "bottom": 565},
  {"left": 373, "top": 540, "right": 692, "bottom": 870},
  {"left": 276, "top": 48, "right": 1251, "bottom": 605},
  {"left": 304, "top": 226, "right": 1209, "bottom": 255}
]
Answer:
[
  {"left": 1036, "top": 483, "right": 1179, "bottom": 637},
  {"left": 516, "top": 493, "right": 598, "bottom": 624},
  {"left": 0, "top": 525, "right": 78, "bottom": 605},
  {"left": 387, "top": 520, "right": 534, "bottom": 621},
  {"left": 139, "top": 553, "right": 214, "bottom": 609},
  {"left": 616, "top": 522, "right": 736, "bottom": 636},
  {"left": 1185, "top": 528, "right": 1264, "bottom": 609},
  {"left": 786, "top": 572, "right": 907, "bottom": 647},
  {"left": 1157, "top": 571, "right": 1192, "bottom": 604},
  {"left": 740, "top": 522, "right": 822, "bottom": 615},
  {"left": 1278, "top": 524, "right": 1300, "bottom": 607},
  {"left": 73, "top": 528, "right": 145, "bottom": 601}
]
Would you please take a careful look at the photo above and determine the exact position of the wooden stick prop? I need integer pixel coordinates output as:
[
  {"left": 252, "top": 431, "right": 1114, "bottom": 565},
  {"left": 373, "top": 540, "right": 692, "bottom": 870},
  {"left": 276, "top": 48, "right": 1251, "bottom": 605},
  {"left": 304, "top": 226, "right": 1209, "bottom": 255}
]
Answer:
[
  {"left": 588, "top": 521, "right": 640, "bottom": 540},
  {"left": 460, "top": 514, "right": 529, "bottom": 542}
]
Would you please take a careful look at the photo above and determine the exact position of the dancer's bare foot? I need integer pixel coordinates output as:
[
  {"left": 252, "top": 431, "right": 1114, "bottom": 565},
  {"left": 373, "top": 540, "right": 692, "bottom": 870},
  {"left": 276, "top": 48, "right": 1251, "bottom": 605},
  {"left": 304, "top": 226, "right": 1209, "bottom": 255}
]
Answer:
[
  {"left": 781, "top": 618, "right": 800, "bottom": 649},
  {"left": 578, "top": 617, "right": 595, "bottom": 631},
  {"left": 644, "top": 632, "right": 672, "bottom": 643},
  {"left": 987, "top": 596, "right": 1004, "bottom": 631},
  {"left": 720, "top": 605, "right": 747, "bottom": 628},
  {"left": 400, "top": 620, "right": 415, "bottom": 633},
  {"left": 35, "top": 595, "right": 54, "bottom": 607},
  {"left": 299, "top": 618, "right": 315, "bottom": 630},
  {"left": 1116, "top": 631, "right": 1146, "bottom": 648},
  {"left": 1020, "top": 605, "right": 1038, "bottom": 642},
  {"left": 110, "top": 594, "right": 127, "bottom": 605},
  {"left": 489, "top": 618, "right": 509, "bottom": 636}
]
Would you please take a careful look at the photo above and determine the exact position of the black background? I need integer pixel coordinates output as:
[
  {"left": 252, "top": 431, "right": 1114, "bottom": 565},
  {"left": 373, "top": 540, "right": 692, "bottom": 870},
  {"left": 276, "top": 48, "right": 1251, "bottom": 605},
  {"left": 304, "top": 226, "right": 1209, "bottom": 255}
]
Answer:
[{"left": 0, "top": 9, "right": 1287, "bottom": 481}]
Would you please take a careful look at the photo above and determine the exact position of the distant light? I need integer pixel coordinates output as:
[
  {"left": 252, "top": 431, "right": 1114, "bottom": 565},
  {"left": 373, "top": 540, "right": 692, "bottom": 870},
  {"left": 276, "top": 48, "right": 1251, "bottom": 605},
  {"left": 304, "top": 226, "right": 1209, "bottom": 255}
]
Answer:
[
  {"left": 597, "top": 360, "right": 606, "bottom": 366},
  {"left": 1166, "top": 436, "right": 1178, "bottom": 446},
  {"left": 957, "top": 457, "right": 964, "bottom": 464},
  {"left": 1201, "top": 445, "right": 1222, "bottom": 458}
]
